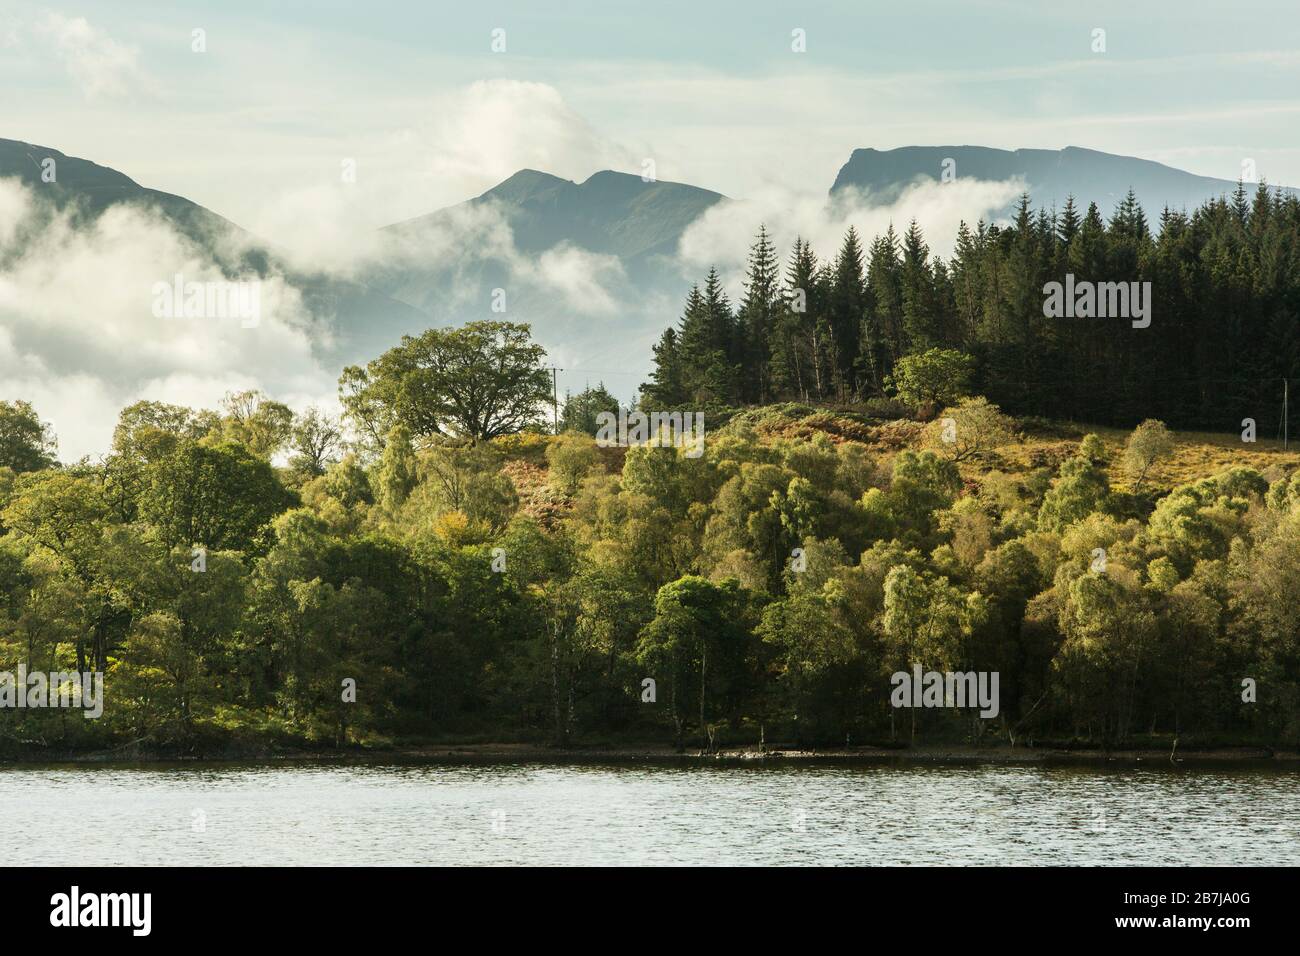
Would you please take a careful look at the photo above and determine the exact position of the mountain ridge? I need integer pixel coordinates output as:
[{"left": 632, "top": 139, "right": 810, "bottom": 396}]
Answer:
[
  {"left": 0, "top": 136, "right": 429, "bottom": 364},
  {"left": 830, "top": 144, "right": 1299, "bottom": 215}
]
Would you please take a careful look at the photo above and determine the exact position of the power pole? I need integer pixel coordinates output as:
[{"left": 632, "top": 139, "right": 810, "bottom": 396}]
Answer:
[
  {"left": 1285, "top": 378, "right": 1290, "bottom": 451},
  {"left": 549, "top": 366, "right": 563, "bottom": 435}
]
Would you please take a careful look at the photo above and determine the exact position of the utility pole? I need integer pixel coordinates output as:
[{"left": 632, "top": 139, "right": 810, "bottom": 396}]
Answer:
[
  {"left": 549, "top": 366, "right": 563, "bottom": 435},
  {"left": 1285, "top": 378, "right": 1290, "bottom": 451}
]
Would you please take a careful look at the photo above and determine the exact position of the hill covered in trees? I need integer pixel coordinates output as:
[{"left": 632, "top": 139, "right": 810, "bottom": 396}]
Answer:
[
  {"left": 644, "top": 184, "right": 1300, "bottom": 435},
  {"left": 2, "top": 373, "right": 1299, "bottom": 756},
  {"left": 4, "top": 183, "right": 1300, "bottom": 758}
]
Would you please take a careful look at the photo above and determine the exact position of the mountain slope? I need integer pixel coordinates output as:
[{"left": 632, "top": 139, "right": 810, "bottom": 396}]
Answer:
[
  {"left": 368, "top": 169, "right": 727, "bottom": 371},
  {"left": 385, "top": 168, "right": 726, "bottom": 263},
  {"left": 830, "top": 145, "right": 1298, "bottom": 216},
  {"left": 0, "top": 137, "right": 429, "bottom": 365}
]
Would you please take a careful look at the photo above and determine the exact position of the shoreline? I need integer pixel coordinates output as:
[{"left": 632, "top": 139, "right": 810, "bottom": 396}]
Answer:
[{"left": 4, "top": 742, "right": 1298, "bottom": 768}]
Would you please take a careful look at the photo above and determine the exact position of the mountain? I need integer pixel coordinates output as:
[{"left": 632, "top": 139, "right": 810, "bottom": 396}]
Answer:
[
  {"left": 386, "top": 168, "right": 724, "bottom": 263},
  {"left": 830, "top": 145, "right": 1299, "bottom": 217},
  {"left": 0, "top": 137, "right": 428, "bottom": 365},
  {"left": 374, "top": 169, "right": 725, "bottom": 318},
  {"left": 0, "top": 137, "right": 244, "bottom": 245},
  {"left": 364, "top": 170, "right": 726, "bottom": 388},
  {"left": 10, "top": 136, "right": 1296, "bottom": 417}
]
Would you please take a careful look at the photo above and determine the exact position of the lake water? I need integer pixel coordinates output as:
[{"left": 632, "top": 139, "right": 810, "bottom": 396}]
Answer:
[{"left": 4, "top": 761, "right": 1297, "bottom": 865}]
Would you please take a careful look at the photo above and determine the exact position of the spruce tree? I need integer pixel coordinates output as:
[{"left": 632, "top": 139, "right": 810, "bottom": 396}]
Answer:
[{"left": 735, "top": 225, "right": 782, "bottom": 402}]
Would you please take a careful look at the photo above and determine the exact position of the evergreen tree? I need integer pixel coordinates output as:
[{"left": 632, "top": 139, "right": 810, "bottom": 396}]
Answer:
[{"left": 735, "top": 225, "right": 782, "bottom": 403}]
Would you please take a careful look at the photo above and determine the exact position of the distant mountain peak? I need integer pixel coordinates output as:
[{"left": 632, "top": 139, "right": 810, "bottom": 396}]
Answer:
[
  {"left": 479, "top": 168, "right": 571, "bottom": 203},
  {"left": 477, "top": 166, "right": 723, "bottom": 201},
  {"left": 830, "top": 144, "right": 1296, "bottom": 214},
  {"left": 386, "top": 167, "right": 726, "bottom": 263}
]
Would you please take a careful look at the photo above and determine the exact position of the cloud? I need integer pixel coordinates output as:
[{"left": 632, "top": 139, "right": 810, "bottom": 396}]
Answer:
[
  {"left": 0, "top": 167, "right": 638, "bottom": 459},
  {"left": 245, "top": 80, "right": 641, "bottom": 269},
  {"left": 530, "top": 245, "right": 626, "bottom": 315},
  {"left": 411, "top": 80, "right": 639, "bottom": 200},
  {"left": 34, "top": 12, "right": 140, "bottom": 100},
  {"left": 0, "top": 178, "right": 337, "bottom": 460},
  {"left": 676, "top": 177, "right": 1025, "bottom": 299}
]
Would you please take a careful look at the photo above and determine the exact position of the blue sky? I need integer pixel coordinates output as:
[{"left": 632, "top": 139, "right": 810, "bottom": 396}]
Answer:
[{"left": 3, "top": 0, "right": 1299, "bottom": 233}]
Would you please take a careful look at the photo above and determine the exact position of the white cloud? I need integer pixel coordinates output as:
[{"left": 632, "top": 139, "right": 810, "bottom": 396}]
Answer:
[
  {"left": 676, "top": 177, "right": 1025, "bottom": 300},
  {"left": 0, "top": 177, "right": 336, "bottom": 460},
  {"left": 528, "top": 245, "right": 626, "bottom": 316},
  {"left": 34, "top": 12, "right": 140, "bottom": 100},
  {"left": 411, "top": 80, "right": 639, "bottom": 202},
  {"left": 246, "top": 80, "right": 641, "bottom": 268}
]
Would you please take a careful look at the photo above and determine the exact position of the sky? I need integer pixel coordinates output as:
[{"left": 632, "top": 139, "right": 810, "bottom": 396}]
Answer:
[
  {"left": 3, "top": 0, "right": 1299, "bottom": 234},
  {"left": 2, "top": 0, "right": 1300, "bottom": 459}
]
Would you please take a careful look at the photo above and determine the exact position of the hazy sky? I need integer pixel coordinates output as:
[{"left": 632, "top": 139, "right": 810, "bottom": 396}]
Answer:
[{"left": 3, "top": 0, "right": 1299, "bottom": 240}]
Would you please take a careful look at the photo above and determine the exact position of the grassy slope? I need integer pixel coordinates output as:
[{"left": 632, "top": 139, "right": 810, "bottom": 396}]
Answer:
[
  {"left": 1009, "top": 424, "right": 1300, "bottom": 493},
  {"left": 496, "top": 408, "right": 1300, "bottom": 501}
]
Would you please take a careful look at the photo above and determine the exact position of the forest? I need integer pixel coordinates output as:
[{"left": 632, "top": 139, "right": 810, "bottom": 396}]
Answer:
[
  {"left": 644, "top": 182, "right": 1300, "bottom": 434},
  {"left": 1, "top": 185, "right": 1299, "bottom": 756}
]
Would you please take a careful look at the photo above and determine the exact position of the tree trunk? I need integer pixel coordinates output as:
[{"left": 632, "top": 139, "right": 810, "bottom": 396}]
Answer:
[
  {"left": 699, "top": 643, "right": 708, "bottom": 753},
  {"left": 549, "top": 623, "right": 566, "bottom": 747}
]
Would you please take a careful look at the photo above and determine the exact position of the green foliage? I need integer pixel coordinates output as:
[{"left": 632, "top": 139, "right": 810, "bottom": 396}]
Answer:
[
  {"left": 545, "top": 432, "right": 599, "bottom": 495},
  {"left": 374, "top": 425, "right": 418, "bottom": 514},
  {"left": 1037, "top": 439, "right": 1111, "bottom": 532},
  {"left": 888, "top": 348, "right": 975, "bottom": 407},
  {"left": 4, "top": 307, "right": 1300, "bottom": 753},
  {"left": 1121, "top": 418, "right": 1174, "bottom": 490},
  {"left": 560, "top": 384, "right": 620, "bottom": 434},
  {"left": 647, "top": 186, "right": 1300, "bottom": 433},
  {"left": 0, "top": 399, "right": 57, "bottom": 472},
  {"left": 341, "top": 320, "right": 551, "bottom": 445},
  {"left": 217, "top": 389, "right": 294, "bottom": 459},
  {"left": 288, "top": 406, "right": 342, "bottom": 479},
  {"left": 140, "top": 440, "right": 298, "bottom": 552},
  {"left": 923, "top": 396, "right": 1015, "bottom": 463}
]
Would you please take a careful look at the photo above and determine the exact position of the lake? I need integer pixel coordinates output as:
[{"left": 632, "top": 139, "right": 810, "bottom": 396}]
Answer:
[{"left": 4, "top": 761, "right": 1297, "bottom": 865}]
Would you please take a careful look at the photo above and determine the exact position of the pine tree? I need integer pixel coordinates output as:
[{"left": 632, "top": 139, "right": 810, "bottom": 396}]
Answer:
[
  {"left": 676, "top": 272, "right": 738, "bottom": 405},
  {"left": 950, "top": 221, "right": 982, "bottom": 344},
  {"left": 1059, "top": 195, "right": 1081, "bottom": 245},
  {"left": 643, "top": 326, "right": 686, "bottom": 407},
  {"left": 771, "top": 237, "right": 822, "bottom": 400},
  {"left": 900, "top": 219, "right": 938, "bottom": 351},
  {"left": 735, "top": 225, "right": 782, "bottom": 402},
  {"left": 862, "top": 227, "right": 901, "bottom": 394}
]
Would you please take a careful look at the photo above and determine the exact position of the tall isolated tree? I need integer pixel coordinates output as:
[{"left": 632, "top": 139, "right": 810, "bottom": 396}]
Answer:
[{"left": 341, "top": 320, "right": 551, "bottom": 445}]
